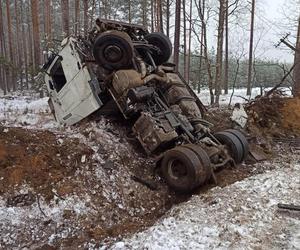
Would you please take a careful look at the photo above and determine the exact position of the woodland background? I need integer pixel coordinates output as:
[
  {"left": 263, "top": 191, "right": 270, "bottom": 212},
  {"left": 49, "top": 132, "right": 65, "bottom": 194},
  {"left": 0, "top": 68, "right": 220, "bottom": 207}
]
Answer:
[{"left": 0, "top": 0, "right": 299, "bottom": 104}]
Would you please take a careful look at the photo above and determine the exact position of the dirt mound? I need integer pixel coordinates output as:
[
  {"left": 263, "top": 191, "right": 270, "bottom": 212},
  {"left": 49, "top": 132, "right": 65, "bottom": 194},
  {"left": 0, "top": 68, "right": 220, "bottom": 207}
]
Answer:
[
  {"left": 280, "top": 97, "right": 300, "bottom": 134},
  {"left": 203, "top": 107, "right": 233, "bottom": 132},
  {"left": 0, "top": 125, "right": 182, "bottom": 249},
  {"left": 246, "top": 95, "right": 300, "bottom": 138},
  {"left": 0, "top": 127, "right": 92, "bottom": 200},
  {"left": 0, "top": 120, "right": 260, "bottom": 249}
]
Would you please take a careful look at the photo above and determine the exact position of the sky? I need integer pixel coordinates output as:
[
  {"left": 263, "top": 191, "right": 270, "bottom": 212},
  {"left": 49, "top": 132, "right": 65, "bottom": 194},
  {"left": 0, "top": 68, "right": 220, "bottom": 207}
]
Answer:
[{"left": 257, "top": 0, "right": 295, "bottom": 62}]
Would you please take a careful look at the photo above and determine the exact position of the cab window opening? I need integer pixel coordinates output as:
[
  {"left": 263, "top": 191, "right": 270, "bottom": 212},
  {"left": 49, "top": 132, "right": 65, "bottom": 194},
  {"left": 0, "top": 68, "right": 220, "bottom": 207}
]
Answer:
[{"left": 50, "top": 59, "right": 67, "bottom": 92}]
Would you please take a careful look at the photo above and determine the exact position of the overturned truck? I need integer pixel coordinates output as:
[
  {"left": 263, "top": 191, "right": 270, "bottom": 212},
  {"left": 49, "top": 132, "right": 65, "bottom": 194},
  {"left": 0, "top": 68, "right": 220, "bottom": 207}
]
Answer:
[{"left": 42, "top": 19, "right": 249, "bottom": 192}]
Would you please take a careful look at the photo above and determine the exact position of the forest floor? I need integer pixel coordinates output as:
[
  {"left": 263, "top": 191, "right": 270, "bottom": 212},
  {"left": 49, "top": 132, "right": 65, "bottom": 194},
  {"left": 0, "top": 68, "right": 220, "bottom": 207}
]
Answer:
[{"left": 0, "top": 90, "right": 299, "bottom": 249}]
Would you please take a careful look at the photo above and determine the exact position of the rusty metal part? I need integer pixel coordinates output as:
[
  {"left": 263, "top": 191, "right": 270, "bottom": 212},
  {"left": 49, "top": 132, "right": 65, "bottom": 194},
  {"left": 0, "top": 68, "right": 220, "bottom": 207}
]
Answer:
[
  {"left": 136, "top": 57, "right": 147, "bottom": 78},
  {"left": 143, "top": 73, "right": 168, "bottom": 84},
  {"left": 200, "top": 142, "right": 235, "bottom": 170},
  {"left": 133, "top": 112, "right": 178, "bottom": 155},
  {"left": 111, "top": 70, "right": 143, "bottom": 96},
  {"left": 94, "top": 18, "right": 149, "bottom": 38},
  {"left": 249, "top": 148, "right": 268, "bottom": 162}
]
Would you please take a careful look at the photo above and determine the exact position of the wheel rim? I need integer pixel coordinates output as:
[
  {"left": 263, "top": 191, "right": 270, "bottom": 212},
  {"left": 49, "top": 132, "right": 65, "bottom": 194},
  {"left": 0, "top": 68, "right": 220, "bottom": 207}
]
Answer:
[
  {"left": 104, "top": 45, "right": 123, "bottom": 63},
  {"left": 93, "top": 30, "right": 133, "bottom": 70},
  {"left": 167, "top": 159, "right": 188, "bottom": 179}
]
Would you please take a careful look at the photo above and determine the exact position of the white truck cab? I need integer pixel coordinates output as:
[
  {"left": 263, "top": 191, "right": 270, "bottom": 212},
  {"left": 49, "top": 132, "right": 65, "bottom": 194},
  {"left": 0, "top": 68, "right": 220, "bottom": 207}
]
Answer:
[{"left": 45, "top": 37, "right": 103, "bottom": 125}]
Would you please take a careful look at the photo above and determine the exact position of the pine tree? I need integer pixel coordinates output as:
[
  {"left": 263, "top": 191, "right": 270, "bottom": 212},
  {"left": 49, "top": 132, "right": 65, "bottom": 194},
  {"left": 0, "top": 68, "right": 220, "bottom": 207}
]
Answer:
[
  {"left": 61, "top": 0, "right": 69, "bottom": 36},
  {"left": 31, "top": 0, "right": 41, "bottom": 71},
  {"left": 293, "top": 17, "right": 300, "bottom": 97}
]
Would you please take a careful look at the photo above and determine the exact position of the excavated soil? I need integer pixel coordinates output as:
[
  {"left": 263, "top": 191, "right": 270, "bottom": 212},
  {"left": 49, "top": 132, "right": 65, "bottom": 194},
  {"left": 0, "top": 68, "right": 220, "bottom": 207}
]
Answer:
[
  {"left": 0, "top": 122, "right": 261, "bottom": 249},
  {"left": 246, "top": 96, "right": 300, "bottom": 138},
  {"left": 280, "top": 97, "right": 300, "bottom": 134},
  {"left": 2, "top": 94, "right": 299, "bottom": 248}
]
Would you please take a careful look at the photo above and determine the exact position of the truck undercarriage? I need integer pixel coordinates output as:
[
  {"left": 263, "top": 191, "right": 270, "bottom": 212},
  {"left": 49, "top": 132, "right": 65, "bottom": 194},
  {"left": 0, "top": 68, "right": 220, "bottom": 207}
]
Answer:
[{"left": 42, "top": 19, "right": 249, "bottom": 192}]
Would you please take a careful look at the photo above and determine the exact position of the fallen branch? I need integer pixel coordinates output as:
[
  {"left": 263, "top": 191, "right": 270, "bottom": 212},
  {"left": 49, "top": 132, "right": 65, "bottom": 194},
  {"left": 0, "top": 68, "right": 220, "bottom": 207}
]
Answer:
[
  {"left": 265, "top": 63, "right": 296, "bottom": 97},
  {"left": 278, "top": 203, "right": 300, "bottom": 211},
  {"left": 36, "top": 195, "right": 47, "bottom": 217},
  {"left": 234, "top": 95, "right": 250, "bottom": 102},
  {"left": 131, "top": 175, "right": 158, "bottom": 190}
]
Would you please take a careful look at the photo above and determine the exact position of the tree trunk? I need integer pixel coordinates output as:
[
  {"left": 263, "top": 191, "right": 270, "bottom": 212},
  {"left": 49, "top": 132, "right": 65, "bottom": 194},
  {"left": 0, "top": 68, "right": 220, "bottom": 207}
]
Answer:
[
  {"left": 214, "top": 0, "right": 226, "bottom": 105},
  {"left": 151, "top": 0, "right": 154, "bottom": 32},
  {"left": 21, "top": 0, "right": 29, "bottom": 89},
  {"left": 174, "top": 0, "right": 181, "bottom": 71},
  {"left": 142, "top": 0, "right": 147, "bottom": 27},
  {"left": 61, "top": 0, "right": 69, "bottom": 37},
  {"left": 183, "top": 0, "right": 188, "bottom": 78},
  {"left": 156, "top": 0, "right": 163, "bottom": 32},
  {"left": 224, "top": 0, "right": 229, "bottom": 94},
  {"left": 44, "top": 0, "right": 52, "bottom": 49},
  {"left": 83, "top": 0, "right": 88, "bottom": 36},
  {"left": 31, "top": 0, "right": 41, "bottom": 72},
  {"left": 128, "top": 1, "right": 132, "bottom": 23},
  {"left": 15, "top": 0, "right": 23, "bottom": 91},
  {"left": 199, "top": 0, "right": 214, "bottom": 104},
  {"left": 198, "top": 0, "right": 205, "bottom": 94},
  {"left": 166, "top": 0, "right": 170, "bottom": 37},
  {"left": 6, "top": 0, "right": 14, "bottom": 91},
  {"left": 0, "top": 0, "right": 7, "bottom": 94},
  {"left": 293, "top": 16, "right": 300, "bottom": 97},
  {"left": 74, "top": 0, "right": 80, "bottom": 36},
  {"left": 27, "top": 1, "right": 34, "bottom": 85},
  {"left": 90, "top": 0, "right": 96, "bottom": 28},
  {"left": 247, "top": 0, "right": 255, "bottom": 96},
  {"left": 187, "top": 0, "right": 193, "bottom": 84}
]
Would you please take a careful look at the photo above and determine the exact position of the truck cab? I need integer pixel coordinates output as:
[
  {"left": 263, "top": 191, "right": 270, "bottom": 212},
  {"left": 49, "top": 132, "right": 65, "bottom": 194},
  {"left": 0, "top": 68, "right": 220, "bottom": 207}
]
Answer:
[{"left": 44, "top": 37, "right": 103, "bottom": 125}]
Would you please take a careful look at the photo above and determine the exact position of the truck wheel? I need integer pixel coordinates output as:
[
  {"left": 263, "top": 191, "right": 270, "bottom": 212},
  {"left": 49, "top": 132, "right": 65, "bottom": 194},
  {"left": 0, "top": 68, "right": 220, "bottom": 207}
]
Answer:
[
  {"left": 145, "top": 32, "right": 172, "bottom": 65},
  {"left": 161, "top": 146, "right": 209, "bottom": 192},
  {"left": 214, "top": 131, "right": 244, "bottom": 164},
  {"left": 225, "top": 129, "right": 249, "bottom": 161},
  {"left": 93, "top": 30, "right": 134, "bottom": 70},
  {"left": 182, "top": 144, "right": 212, "bottom": 182}
]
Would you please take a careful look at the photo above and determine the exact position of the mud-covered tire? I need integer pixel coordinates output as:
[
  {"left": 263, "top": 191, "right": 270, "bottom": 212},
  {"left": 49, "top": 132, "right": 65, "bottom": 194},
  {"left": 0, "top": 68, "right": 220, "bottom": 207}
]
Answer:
[
  {"left": 144, "top": 32, "right": 172, "bottom": 65},
  {"left": 225, "top": 129, "right": 249, "bottom": 161},
  {"left": 182, "top": 144, "right": 212, "bottom": 182},
  {"left": 214, "top": 131, "right": 244, "bottom": 164},
  {"left": 93, "top": 30, "right": 134, "bottom": 70},
  {"left": 161, "top": 146, "right": 207, "bottom": 192}
]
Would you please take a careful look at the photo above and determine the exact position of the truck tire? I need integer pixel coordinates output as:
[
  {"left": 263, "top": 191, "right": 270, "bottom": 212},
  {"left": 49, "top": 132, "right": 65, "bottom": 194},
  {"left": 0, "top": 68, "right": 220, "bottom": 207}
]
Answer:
[
  {"left": 144, "top": 32, "right": 172, "bottom": 65},
  {"left": 182, "top": 144, "right": 212, "bottom": 182},
  {"left": 93, "top": 30, "right": 134, "bottom": 71},
  {"left": 214, "top": 131, "right": 244, "bottom": 164},
  {"left": 225, "top": 129, "right": 249, "bottom": 161},
  {"left": 161, "top": 146, "right": 208, "bottom": 192}
]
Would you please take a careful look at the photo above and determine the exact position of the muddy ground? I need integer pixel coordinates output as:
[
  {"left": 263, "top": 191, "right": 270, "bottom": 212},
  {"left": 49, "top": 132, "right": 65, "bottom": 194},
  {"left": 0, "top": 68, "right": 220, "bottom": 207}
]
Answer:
[
  {"left": 0, "top": 122, "right": 261, "bottom": 249},
  {"left": 0, "top": 95, "right": 299, "bottom": 249}
]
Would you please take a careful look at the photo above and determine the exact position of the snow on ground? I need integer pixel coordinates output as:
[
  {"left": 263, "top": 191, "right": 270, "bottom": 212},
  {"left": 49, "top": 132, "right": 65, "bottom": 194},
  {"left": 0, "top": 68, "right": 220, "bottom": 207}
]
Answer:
[
  {"left": 197, "top": 87, "right": 292, "bottom": 106},
  {"left": 0, "top": 87, "right": 292, "bottom": 129},
  {"left": 0, "top": 93, "right": 299, "bottom": 249},
  {"left": 0, "top": 185, "right": 96, "bottom": 247},
  {"left": 0, "top": 95, "right": 58, "bottom": 129},
  {"left": 112, "top": 157, "right": 300, "bottom": 250}
]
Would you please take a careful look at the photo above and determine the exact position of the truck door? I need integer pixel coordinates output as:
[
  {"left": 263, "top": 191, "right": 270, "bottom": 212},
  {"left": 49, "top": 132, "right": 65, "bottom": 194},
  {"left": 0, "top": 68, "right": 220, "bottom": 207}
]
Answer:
[{"left": 49, "top": 39, "right": 102, "bottom": 125}]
